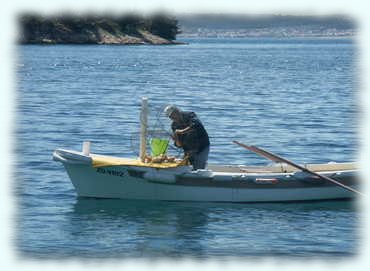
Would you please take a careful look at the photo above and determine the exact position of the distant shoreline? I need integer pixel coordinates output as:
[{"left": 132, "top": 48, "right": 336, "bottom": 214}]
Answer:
[
  {"left": 18, "top": 36, "right": 353, "bottom": 46},
  {"left": 177, "top": 14, "right": 355, "bottom": 40},
  {"left": 177, "top": 30, "right": 355, "bottom": 39},
  {"left": 177, "top": 35, "right": 355, "bottom": 39},
  {"left": 19, "top": 40, "right": 187, "bottom": 46}
]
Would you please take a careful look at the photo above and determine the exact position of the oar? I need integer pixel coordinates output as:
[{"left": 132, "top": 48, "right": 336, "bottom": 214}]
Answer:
[{"left": 232, "top": 140, "right": 364, "bottom": 196}]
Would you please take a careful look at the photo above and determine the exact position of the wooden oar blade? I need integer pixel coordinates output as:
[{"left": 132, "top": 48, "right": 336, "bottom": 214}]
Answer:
[
  {"left": 232, "top": 141, "right": 281, "bottom": 163},
  {"left": 248, "top": 145, "right": 287, "bottom": 164}
]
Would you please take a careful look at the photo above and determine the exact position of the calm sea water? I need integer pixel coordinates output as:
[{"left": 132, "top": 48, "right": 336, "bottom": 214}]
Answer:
[{"left": 16, "top": 38, "right": 359, "bottom": 259}]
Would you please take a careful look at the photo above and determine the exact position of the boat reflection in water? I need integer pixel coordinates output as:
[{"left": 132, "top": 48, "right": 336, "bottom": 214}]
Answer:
[{"left": 70, "top": 198, "right": 357, "bottom": 258}]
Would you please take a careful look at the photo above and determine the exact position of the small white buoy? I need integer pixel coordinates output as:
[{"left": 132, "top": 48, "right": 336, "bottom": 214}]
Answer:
[{"left": 82, "top": 141, "right": 91, "bottom": 156}]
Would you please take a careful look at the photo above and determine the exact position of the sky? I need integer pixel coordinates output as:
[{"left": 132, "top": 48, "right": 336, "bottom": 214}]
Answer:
[{"left": 1, "top": 1, "right": 370, "bottom": 271}]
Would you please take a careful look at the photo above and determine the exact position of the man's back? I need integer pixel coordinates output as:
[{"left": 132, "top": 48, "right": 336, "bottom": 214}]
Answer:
[{"left": 171, "top": 111, "right": 209, "bottom": 154}]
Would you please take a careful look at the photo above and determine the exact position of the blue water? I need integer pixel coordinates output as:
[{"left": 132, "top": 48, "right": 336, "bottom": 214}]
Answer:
[{"left": 16, "top": 38, "right": 358, "bottom": 259}]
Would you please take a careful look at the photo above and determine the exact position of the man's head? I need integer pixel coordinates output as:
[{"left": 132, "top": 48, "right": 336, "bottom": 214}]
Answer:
[{"left": 164, "top": 105, "right": 181, "bottom": 121}]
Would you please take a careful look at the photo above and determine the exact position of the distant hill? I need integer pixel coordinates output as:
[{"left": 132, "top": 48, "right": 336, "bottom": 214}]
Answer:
[
  {"left": 19, "top": 14, "right": 181, "bottom": 44},
  {"left": 177, "top": 14, "right": 356, "bottom": 38}
]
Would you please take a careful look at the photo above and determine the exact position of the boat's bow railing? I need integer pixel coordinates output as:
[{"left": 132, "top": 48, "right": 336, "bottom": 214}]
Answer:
[{"left": 53, "top": 149, "right": 92, "bottom": 165}]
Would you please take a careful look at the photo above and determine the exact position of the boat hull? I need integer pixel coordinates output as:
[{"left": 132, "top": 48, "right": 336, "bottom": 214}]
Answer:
[{"left": 59, "top": 156, "right": 357, "bottom": 202}]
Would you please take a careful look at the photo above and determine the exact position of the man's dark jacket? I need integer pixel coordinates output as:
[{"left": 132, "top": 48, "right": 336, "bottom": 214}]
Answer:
[{"left": 171, "top": 111, "right": 210, "bottom": 154}]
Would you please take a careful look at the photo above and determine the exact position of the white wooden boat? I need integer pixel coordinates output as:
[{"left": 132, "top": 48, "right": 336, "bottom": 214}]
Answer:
[
  {"left": 53, "top": 98, "right": 360, "bottom": 202},
  {"left": 53, "top": 148, "right": 357, "bottom": 202}
]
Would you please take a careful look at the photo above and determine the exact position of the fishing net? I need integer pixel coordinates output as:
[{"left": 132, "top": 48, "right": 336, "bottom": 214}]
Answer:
[{"left": 129, "top": 103, "right": 183, "bottom": 160}]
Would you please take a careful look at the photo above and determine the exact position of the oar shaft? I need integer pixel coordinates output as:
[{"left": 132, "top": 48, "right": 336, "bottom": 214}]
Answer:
[{"left": 233, "top": 141, "right": 364, "bottom": 197}]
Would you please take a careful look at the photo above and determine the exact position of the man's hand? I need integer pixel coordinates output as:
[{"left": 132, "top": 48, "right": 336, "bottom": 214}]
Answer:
[{"left": 175, "top": 127, "right": 192, "bottom": 135}]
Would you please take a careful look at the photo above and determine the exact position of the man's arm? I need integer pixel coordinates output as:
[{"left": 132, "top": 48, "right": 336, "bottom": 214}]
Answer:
[
  {"left": 174, "top": 112, "right": 199, "bottom": 135},
  {"left": 171, "top": 124, "right": 183, "bottom": 147},
  {"left": 174, "top": 126, "right": 192, "bottom": 135},
  {"left": 171, "top": 133, "right": 183, "bottom": 147}
]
